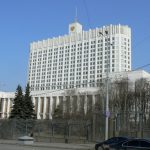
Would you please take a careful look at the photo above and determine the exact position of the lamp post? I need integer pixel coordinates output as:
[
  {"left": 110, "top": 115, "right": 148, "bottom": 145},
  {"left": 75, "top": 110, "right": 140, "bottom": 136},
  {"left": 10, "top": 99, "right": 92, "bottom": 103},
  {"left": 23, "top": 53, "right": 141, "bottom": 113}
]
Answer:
[{"left": 99, "top": 31, "right": 110, "bottom": 140}]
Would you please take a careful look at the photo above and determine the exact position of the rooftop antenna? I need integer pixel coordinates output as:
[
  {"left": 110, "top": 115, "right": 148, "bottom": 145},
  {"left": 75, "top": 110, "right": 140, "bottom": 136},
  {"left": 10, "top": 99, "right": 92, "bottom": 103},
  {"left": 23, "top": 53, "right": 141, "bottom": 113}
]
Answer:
[{"left": 75, "top": 7, "right": 78, "bottom": 22}]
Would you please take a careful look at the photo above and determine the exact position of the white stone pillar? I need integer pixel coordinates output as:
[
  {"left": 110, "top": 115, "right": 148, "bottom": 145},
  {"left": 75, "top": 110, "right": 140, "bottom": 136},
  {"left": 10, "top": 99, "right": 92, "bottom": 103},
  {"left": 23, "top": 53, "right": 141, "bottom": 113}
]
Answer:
[
  {"left": 56, "top": 96, "right": 59, "bottom": 107},
  {"left": 46, "top": 97, "right": 50, "bottom": 119},
  {"left": 92, "top": 95, "right": 96, "bottom": 111},
  {"left": 32, "top": 97, "right": 36, "bottom": 118},
  {"left": 77, "top": 95, "right": 80, "bottom": 112},
  {"left": 84, "top": 95, "right": 87, "bottom": 114},
  {"left": 32, "top": 97, "right": 36, "bottom": 107},
  {"left": 49, "top": 96, "right": 53, "bottom": 119},
  {"left": 37, "top": 97, "right": 41, "bottom": 119},
  {"left": 63, "top": 96, "right": 66, "bottom": 113},
  {"left": 7, "top": 98, "right": 10, "bottom": 118},
  {"left": 70, "top": 96, "right": 73, "bottom": 114},
  {"left": 43, "top": 97, "right": 47, "bottom": 119},
  {"left": 33, "top": 97, "right": 37, "bottom": 115},
  {"left": 9, "top": 98, "right": 13, "bottom": 114},
  {"left": 2, "top": 98, "right": 6, "bottom": 118}
]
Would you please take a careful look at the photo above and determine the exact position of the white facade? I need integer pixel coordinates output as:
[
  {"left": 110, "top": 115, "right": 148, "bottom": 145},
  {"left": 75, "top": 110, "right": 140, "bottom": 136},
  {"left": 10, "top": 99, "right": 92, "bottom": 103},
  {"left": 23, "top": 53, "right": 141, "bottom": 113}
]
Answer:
[
  {"left": 0, "top": 92, "right": 14, "bottom": 118},
  {"left": 1, "top": 70, "right": 150, "bottom": 119},
  {"left": 30, "top": 87, "right": 99, "bottom": 119},
  {"left": 28, "top": 22, "right": 131, "bottom": 92},
  {"left": 0, "top": 22, "right": 134, "bottom": 119},
  {"left": 109, "top": 70, "right": 150, "bottom": 82}
]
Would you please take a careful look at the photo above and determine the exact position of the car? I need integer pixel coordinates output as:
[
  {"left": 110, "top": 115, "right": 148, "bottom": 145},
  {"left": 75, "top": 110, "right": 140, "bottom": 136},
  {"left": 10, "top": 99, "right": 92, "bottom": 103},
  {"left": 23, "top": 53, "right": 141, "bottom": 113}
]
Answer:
[
  {"left": 95, "top": 137, "right": 129, "bottom": 150},
  {"left": 110, "top": 138, "right": 150, "bottom": 150},
  {"left": 108, "top": 140, "right": 130, "bottom": 150}
]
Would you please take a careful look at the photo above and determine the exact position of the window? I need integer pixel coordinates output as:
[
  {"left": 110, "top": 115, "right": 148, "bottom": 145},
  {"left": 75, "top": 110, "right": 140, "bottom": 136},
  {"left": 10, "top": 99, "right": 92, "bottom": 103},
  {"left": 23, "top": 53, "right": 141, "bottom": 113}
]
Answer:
[
  {"left": 123, "top": 140, "right": 139, "bottom": 147},
  {"left": 140, "top": 141, "right": 150, "bottom": 147}
]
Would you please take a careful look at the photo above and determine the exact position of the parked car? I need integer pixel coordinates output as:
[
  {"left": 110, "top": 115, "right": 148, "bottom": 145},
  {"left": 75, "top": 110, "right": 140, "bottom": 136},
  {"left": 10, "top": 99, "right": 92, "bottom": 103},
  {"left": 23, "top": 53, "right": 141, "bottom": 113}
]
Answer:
[
  {"left": 95, "top": 137, "right": 129, "bottom": 150},
  {"left": 110, "top": 138, "right": 150, "bottom": 150},
  {"left": 108, "top": 140, "right": 130, "bottom": 150}
]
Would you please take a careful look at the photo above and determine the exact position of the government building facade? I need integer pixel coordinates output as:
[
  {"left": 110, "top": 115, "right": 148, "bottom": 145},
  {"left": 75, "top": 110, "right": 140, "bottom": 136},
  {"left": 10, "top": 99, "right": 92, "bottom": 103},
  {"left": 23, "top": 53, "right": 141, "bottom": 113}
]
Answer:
[
  {"left": 1, "top": 21, "right": 148, "bottom": 120},
  {"left": 28, "top": 21, "right": 131, "bottom": 91}
]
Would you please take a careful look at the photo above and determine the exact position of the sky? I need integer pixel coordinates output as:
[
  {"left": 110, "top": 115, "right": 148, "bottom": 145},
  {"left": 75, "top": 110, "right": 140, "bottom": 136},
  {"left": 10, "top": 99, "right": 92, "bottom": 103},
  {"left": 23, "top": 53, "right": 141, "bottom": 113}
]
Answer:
[{"left": 0, "top": 0, "right": 150, "bottom": 92}]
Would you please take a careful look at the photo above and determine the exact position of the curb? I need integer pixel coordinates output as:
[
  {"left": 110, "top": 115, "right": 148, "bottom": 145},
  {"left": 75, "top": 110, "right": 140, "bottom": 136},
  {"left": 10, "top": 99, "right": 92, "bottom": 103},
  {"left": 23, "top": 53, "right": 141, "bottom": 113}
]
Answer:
[{"left": 0, "top": 140, "right": 94, "bottom": 150}]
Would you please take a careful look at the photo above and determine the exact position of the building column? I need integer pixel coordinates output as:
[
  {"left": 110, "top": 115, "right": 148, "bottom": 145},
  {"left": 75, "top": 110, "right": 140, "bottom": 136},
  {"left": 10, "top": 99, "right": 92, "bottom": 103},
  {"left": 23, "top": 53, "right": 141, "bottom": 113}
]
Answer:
[
  {"left": 56, "top": 96, "right": 59, "bottom": 107},
  {"left": 37, "top": 97, "right": 41, "bottom": 119},
  {"left": 32, "top": 97, "right": 36, "bottom": 107},
  {"left": 77, "top": 95, "right": 80, "bottom": 112},
  {"left": 70, "top": 96, "right": 73, "bottom": 114},
  {"left": 9, "top": 98, "right": 13, "bottom": 114},
  {"left": 43, "top": 97, "right": 47, "bottom": 119},
  {"left": 92, "top": 95, "right": 96, "bottom": 111},
  {"left": 2, "top": 98, "right": 6, "bottom": 118},
  {"left": 63, "top": 96, "right": 66, "bottom": 114},
  {"left": 49, "top": 96, "right": 53, "bottom": 119},
  {"left": 7, "top": 98, "right": 11, "bottom": 118},
  {"left": 84, "top": 95, "right": 87, "bottom": 114},
  {"left": 33, "top": 97, "right": 37, "bottom": 115},
  {"left": 45, "top": 97, "right": 50, "bottom": 119}
]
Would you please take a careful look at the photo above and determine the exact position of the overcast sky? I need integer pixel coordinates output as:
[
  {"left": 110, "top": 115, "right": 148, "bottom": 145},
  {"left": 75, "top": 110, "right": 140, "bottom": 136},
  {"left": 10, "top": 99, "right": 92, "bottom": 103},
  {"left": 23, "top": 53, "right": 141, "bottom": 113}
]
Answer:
[{"left": 0, "top": 0, "right": 150, "bottom": 91}]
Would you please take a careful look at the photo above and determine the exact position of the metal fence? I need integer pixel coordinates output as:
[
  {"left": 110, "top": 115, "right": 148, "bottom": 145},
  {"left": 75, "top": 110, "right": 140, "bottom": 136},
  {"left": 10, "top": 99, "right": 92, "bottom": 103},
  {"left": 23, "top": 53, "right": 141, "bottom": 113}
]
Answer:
[
  {"left": 0, "top": 119, "right": 92, "bottom": 143},
  {"left": 93, "top": 111, "right": 150, "bottom": 140},
  {"left": 0, "top": 112, "right": 150, "bottom": 143}
]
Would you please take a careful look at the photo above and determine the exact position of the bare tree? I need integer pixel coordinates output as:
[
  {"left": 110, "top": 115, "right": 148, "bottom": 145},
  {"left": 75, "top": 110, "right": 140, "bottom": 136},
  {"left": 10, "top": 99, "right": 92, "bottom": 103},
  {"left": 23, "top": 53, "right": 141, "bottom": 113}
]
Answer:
[
  {"left": 109, "top": 78, "right": 134, "bottom": 135},
  {"left": 134, "top": 78, "right": 150, "bottom": 137}
]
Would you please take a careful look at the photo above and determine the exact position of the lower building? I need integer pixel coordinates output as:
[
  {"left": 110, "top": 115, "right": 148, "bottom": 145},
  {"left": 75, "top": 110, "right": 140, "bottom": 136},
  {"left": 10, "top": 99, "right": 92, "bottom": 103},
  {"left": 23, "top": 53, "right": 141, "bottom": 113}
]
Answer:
[
  {"left": 0, "top": 92, "right": 14, "bottom": 118},
  {"left": 0, "top": 70, "right": 150, "bottom": 119}
]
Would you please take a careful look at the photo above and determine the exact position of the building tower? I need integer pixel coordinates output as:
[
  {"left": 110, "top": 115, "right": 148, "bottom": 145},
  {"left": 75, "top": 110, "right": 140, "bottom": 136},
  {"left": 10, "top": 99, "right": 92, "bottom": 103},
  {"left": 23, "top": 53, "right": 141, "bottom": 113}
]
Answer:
[{"left": 28, "top": 22, "right": 131, "bottom": 92}]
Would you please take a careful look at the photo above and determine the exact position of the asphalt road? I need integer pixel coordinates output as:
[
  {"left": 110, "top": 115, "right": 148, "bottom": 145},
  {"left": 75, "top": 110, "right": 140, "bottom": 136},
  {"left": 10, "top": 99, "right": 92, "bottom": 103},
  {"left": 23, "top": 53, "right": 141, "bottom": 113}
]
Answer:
[{"left": 0, "top": 144, "right": 69, "bottom": 150}]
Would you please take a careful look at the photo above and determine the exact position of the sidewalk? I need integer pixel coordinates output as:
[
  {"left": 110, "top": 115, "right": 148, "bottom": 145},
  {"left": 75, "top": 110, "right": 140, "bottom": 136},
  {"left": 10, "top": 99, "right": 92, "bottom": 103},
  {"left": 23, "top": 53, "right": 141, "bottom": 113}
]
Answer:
[{"left": 0, "top": 139, "right": 95, "bottom": 150}]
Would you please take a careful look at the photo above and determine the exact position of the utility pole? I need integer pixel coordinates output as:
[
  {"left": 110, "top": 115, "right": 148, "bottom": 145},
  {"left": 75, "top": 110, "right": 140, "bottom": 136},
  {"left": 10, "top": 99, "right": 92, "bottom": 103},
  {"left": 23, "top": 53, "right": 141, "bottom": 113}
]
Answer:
[
  {"left": 105, "top": 30, "right": 110, "bottom": 140},
  {"left": 99, "top": 31, "right": 110, "bottom": 140},
  {"left": 106, "top": 34, "right": 109, "bottom": 141}
]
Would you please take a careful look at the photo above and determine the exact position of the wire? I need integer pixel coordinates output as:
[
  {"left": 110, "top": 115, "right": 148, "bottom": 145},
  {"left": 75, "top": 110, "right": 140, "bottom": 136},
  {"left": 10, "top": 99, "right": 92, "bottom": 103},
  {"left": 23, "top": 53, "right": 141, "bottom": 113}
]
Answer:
[
  {"left": 132, "top": 63, "right": 150, "bottom": 71},
  {"left": 82, "top": 0, "right": 92, "bottom": 29}
]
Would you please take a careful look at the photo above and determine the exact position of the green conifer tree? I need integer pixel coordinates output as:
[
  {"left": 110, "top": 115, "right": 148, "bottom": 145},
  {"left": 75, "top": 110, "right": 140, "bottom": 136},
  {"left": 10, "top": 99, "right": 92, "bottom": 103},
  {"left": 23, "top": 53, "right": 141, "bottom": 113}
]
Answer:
[
  {"left": 9, "top": 85, "right": 24, "bottom": 119},
  {"left": 24, "top": 83, "right": 36, "bottom": 119}
]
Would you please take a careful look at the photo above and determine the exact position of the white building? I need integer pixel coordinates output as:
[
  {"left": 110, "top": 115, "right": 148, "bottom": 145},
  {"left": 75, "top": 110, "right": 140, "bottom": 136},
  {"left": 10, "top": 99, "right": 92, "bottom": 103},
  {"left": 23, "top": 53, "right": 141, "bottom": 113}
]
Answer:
[
  {"left": 3, "top": 22, "right": 148, "bottom": 120},
  {"left": 0, "top": 92, "right": 14, "bottom": 118},
  {"left": 1, "top": 70, "right": 150, "bottom": 119},
  {"left": 28, "top": 21, "right": 131, "bottom": 92},
  {"left": 109, "top": 70, "right": 150, "bottom": 83}
]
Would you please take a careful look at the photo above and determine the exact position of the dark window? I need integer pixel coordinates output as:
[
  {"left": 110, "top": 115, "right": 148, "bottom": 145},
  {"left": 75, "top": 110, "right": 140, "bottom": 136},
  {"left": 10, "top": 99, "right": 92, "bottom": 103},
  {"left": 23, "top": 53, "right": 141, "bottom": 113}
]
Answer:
[
  {"left": 140, "top": 140, "right": 150, "bottom": 147},
  {"left": 124, "top": 140, "right": 139, "bottom": 147}
]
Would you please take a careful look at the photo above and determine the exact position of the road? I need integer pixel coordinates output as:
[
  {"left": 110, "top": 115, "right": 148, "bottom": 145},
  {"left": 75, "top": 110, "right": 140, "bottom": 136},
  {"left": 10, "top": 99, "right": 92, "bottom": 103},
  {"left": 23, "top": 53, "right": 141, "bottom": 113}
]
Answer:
[{"left": 0, "top": 144, "right": 70, "bottom": 150}]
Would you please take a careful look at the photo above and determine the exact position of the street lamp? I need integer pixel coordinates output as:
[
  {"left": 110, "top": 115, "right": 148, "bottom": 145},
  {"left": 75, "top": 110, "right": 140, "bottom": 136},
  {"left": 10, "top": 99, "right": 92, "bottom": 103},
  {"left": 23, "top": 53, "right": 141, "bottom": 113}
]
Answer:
[{"left": 99, "top": 30, "right": 110, "bottom": 140}]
